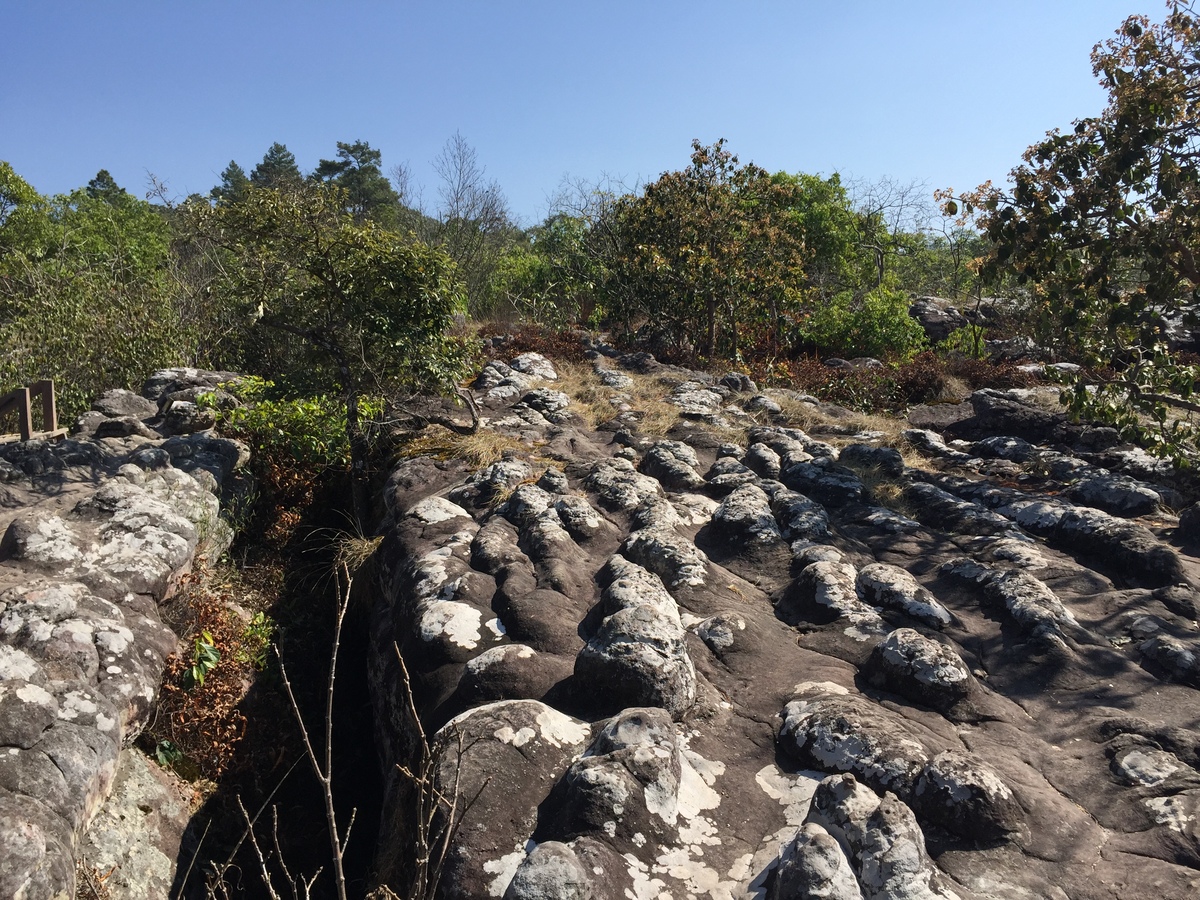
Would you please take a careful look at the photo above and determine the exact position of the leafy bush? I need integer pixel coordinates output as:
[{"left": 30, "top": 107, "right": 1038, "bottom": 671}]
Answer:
[
  {"left": 938, "top": 325, "right": 988, "bottom": 359},
  {"left": 0, "top": 165, "right": 191, "bottom": 418},
  {"left": 797, "top": 287, "right": 927, "bottom": 361},
  {"left": 201, "top": 378, "right": 383, "bottom": 543},
  {"left": 487, "top": 322, "right": 591, "bottom": 364}
]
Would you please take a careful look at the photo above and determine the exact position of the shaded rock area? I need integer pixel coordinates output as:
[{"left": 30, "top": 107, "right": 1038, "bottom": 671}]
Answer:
[
  {"left": 0, "top": 369, "right": 245, "bottom": 899},
  {"left": 368, "top": 351, "right": 1200, "bottom": 899}
]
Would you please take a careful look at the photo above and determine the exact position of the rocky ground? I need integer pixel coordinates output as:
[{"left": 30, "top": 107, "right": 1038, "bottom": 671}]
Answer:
[
  {"left": 4, "top": 345, "right": 1200, "bottom": 900},
  {"left": 369, "top": 347, "right": 1200, "bottom": 900},
  {"left": 0, "top": 371, "right": 247, "bottom": 899}
]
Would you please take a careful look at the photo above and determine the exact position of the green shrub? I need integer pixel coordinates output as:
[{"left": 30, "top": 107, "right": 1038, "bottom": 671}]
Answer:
[
  {"left": 799, "top": 287, "right": 927, "bottom": 361},
  {"left": 938, "top": 324, "right": 988, "bottom": 359}
]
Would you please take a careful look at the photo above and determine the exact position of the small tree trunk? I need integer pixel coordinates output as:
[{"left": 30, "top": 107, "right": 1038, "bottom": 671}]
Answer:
[
  {"left": 344, "top": 387, "right": 370, "bottom": 533},
  {"left": 705, "top": 296, "right": 718, "bottom": 359}
]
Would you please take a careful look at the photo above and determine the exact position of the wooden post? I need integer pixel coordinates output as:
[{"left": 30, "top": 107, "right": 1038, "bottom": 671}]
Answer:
[
  {"left": 16, "top": 387, "right": 32, "bottom": 441},
  {"left": 32, "top": 380, "right": 57, "bottom": 434}
]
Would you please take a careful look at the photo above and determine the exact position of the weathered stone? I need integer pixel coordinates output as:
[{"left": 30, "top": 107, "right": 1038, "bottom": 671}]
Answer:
[
  {"left": 710, "top": 484, "right": 783, "bottom": 546},
  {"left": 77, "top": 748, "right": 193, "bottom": 900},
  {"left": 839, "top": 444, "right": 904, "bottom": 478},
  {"left": 865, "top": 629, "right": 971, "bottom": 714},
  {"left": 856, "top": 563, "right": 952, "bottom": 630},
  {"left": 576, "top": 559, "right": 696, "bottom": 717},
  {"left": 585, "top": 457, "right": 661, "bottom": 511},
  {"left": 780, "top": 691, "right": 929, "bottom": 797},
  {"left": 639, "top": 441, "right": 705, "bottom": 491},
  {"left": 504, "top": 841, "right": 593, "bottom": 900},
  {"left": 92, "top": 389, "right": 158, "bottom": 421},
  {"left": 909, "top": 298, "right": 968, "bottom": 343},
  {"left": 770, "top": 822, "right": 863, "bottom": 900},
  {"left": 511, "top": 352, "right": 559, "bottom": 381},
  {"left": 782, "top": 459, "right": 864, "bottom": 507},
  {"left": 913, "top": 750, "right": 1024, "bottom": 842}
]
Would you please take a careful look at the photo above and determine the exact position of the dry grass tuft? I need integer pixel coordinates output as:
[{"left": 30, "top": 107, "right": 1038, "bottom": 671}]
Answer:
[
  {"left": 549, "top": 360, "right": 620, "bottom": 429},
  {"left": 399, "top": 426, "right": 529, "bottom": 469},
  {"left": 334, "top": 533, "right": 383, "bottom": 574},
  {"left": 771, "top": 392, "right": 909, "bottom": 444},
  {"left": 838, "top": 460, "right": 919, "bottom": 518},
  {"left": 621, "top": 373, "right": 682, "bottom": 436}
]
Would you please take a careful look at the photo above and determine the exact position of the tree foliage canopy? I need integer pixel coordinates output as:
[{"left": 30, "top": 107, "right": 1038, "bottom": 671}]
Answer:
[
  {"left": 0, "top": 166, "right": 185, "bottom": 415},
  {"left": 580, "top": 140, "right": 924, "bottom": 362},
  {"left": 949, "top": 1, "right": 1200, "bottom": 457}
]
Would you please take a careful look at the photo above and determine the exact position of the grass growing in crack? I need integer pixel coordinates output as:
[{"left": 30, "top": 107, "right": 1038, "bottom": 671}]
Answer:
[{"left": 398, "top": 426, "right": 529, "bottom": 468}]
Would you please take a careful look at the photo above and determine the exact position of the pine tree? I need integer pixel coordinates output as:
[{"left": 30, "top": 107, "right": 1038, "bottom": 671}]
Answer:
[
  {"left": 250, "top": 143, "right": 302, "bottom": 190},
  {"left": 211, "top": 161, "right": 250, "bottom": 203}
]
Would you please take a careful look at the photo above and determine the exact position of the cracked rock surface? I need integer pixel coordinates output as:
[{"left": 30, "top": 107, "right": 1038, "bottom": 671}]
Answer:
[
  {"left": 0, "top": 368, "right": 243, "bottom": 899},
  {"left": 369, "top": 353, "right": 1200, "bottom": 899}
]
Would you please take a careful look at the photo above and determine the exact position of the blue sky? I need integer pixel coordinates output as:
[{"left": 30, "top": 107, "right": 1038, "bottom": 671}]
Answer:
[{"left": 2, "top": 1, "right": 1162, "bottom": 225}]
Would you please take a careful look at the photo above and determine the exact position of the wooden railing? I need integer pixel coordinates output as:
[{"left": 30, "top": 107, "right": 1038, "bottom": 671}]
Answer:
[{"left": 0, "top": 379, "right": 67, "bottom": 441}]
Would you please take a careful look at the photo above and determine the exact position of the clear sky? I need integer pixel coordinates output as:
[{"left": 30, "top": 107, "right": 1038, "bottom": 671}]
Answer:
[{"left": 1, "top": 1, "right": 1163, "bottom": 225}]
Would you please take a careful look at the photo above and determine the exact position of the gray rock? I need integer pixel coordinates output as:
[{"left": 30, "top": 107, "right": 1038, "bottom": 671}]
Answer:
[
  {"left": 576, "top": 559, "right": 696, "bottom": 717},
  {"left": 971, "top": 435, "right": 1034, "bottom": 462},
  {"left": 720, "top": 372, "right": 757, "bottom": 393},
  {"left": 511, "top": 352, "right": 559, "bottom": 381},
  {"left": 744, "top": 442, "right": 782, "bottom": 479},
  {"left": 1139, "top": 633, "right": 1200, "bottom": 685},
  {"left": 91, "top": 389, "right": 157, "bottom": 421},
  {"left": 711, "top": 484, "right": 783, "bottom": 546},
  {"left": 913, "top": 750, "right": 1024, "bottom": 842},
  {"left": 1064, "top": 471, "right": 1163, "bottom": 518},
  {"left": 772, "top": 489, "right": 832, "bottom": 542},
  {"left": 555, "top": 708, "right": 683, "bottom": 846},
  {"left": 141, "top": 367, "right": 241, "bottom": 403},
  {"left": 668, "top": 382, "right": 725, "bottom": 419},
  {"left": 639, "top": 441, "right": 705, "bottom": 491},
  {"left": 779, "top": 560, "right": 882, "bottom": 632},
  {"left": 505, "top": 841, "right": 593, "bottom": 900},
  {"left": 782, "top": 459, "right": 865, "bottom": 507},
  {"left": 162, "top": 401, "right": 217, "bottom": 434},
  {"left": 77, "top": 748, "right": 193, "bottom": 900},
  {"left": 94, "top": 416, "right": 159, "bottom": 440},
  {"left": 694, "top": 613, "right": 746, "bottom": 655},
  {"left": 806, "top": 772, "right": 883, "bottom": 866},
  {"left": 839, "top": 444, "right": 904, "bottom": 478},
  {"left": 746, "top": 394, "right": 783, "bottom": 416},
  {"left": 770, "top": 822, "right": 863, "bottom": 900},
  {"left": 780, "top": 690, "right": 929, "bottom": 797},
  {"left": 909, "top": 298, "right": 968, "bottom": 343},
  {"left": 865, "top": 629, "right": 971, "bottom": 714},
  {"left": 585, "top": 457, "right": 662, "bottom": 511},
  {"left": 858, "top": 792, "right": 956, "bottom": 900},
  {"left": 941, "top": 559, "right": 1080, "bottom": 646},
  {"left": 621, "top": 521, "right": 708, "bottom": 590},
  {"left": 537, "top": 467, "right": 570, "bottom": 494},
  {"left": 856, "top": 563, "right": 951, "bottom": 630},
  {"left": 520, "top": 388, "right": 573, "bottom": 424}
]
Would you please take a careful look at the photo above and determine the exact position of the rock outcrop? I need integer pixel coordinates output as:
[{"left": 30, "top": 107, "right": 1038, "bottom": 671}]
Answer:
[
  {"left": 0, "top": 369, "right": 245, "bottom": 899},
  {"left": 367, "top": 351, "right": 1200, "bottom": 899}
]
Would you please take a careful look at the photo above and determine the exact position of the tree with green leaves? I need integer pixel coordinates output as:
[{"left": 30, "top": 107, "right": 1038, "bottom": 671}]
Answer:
[
  {"left": 250, "top": 142, "right": 302, "bottom": 190},
  {"left": 0, "top": 165, "right": 187, "bottom": 416},
  {"left": 187, "top": 181, "right": 468, "bottom": 525},
  {"left": 590, "top": 140, "right": 923, "bottom": 362},
  {"left": 85, "top": 169, "right": 128, "bottom": 204},
  {"left": 311, "top": 140, "right": 400, "bottom": 225},
  {"left": 211, "top": 160, "right": 250, "bottom": 203},
  {"left": 946, "top": 1, "right": 1200, "bottom": 459}
]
